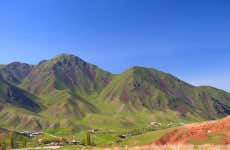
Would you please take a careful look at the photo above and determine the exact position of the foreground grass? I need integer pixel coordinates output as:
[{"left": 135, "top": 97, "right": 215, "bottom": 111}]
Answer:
[
  {"left": 92, "top": 145, "right": 230, "bottom": 150},
  {"left": 58, "top": 145, "right": 230, "bottom": 150},
  {"left": 120, "top": 128, "right": 174, "bottom": 146}
]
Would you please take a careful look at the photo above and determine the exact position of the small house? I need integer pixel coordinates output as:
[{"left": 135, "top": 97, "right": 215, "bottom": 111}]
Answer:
[
  {"left": 70, "top": 139, "right": 80, "bottom": 145},
  {"left": 118, "top": 134, "right": 128, "bottom": 139},
  {"left": 178, "top": 122, "right": 185, "bottom": 126},
  {"left": 88, "top": 129, "right": 98, "bottom": 134},
  {"left": 150, "top": 122, "right": 161, "bottom": 126}
]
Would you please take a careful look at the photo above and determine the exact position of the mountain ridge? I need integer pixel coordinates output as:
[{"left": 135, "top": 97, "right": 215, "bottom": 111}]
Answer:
[{"left": 0, "top": 53, "right": 229, "bottom": 131}]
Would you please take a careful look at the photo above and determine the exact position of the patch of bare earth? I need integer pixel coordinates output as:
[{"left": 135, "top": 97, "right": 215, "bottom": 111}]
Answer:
[
  {"left": 93, "top": 145, "right": 230, "bottom": 150},
  {"left": 152, "top": 116, "right": 230, "bottom": 145}
]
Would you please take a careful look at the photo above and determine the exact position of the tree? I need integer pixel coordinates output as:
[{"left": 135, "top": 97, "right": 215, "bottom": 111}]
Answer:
[
  {"left": 22, "top": 137, "right": 27, "bottom": 148},
  {"left": 86, "top": 132, "right": 91, "bottom": 145},
  {"left": 9, "top": 132, "right": 17, "bottom": 148},
  {"left": 2, "top": 141, "right": 7, "bottom": 150}
]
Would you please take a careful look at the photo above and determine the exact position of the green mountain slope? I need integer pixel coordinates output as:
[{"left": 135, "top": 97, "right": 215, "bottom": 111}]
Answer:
[
  {"left": 0, "top": 54, "right": 229, "bottom": 132},
  {"left": 21, "top": 54, "right": 111, "bottom": 95},
  {"left": 100, "top": 66, "right": 230, "bottom": 120},
  {"left": 0, "top": 76, "right": 47, "bottom": 130},
  {"left": 0, "top": 62, "right": 32, "bottom": 85},
  {"left": 20, "top": 54, "right": 112, "bottom": 121},
  {"left": 0, "top": 78, "right": 41, "bottom": 112}
]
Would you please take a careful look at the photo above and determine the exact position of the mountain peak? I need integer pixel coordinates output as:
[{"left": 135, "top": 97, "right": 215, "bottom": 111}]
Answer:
[
  {"left": 48, "top": 53, "right": 87, "bottom": 66},
  {"left": 123, "top": 66, "right": 162, "bottom": 77},
  {"left": 36, "top": 54, "right": 86, "bottom": 67},
  {"left": 127, "top": 66, "right": 151, "bottom": 71},
  {"left": 22, "top": 53, "right": 112, "bottom": 96},
  {"left": 6, "top": 62, "right": 32, "bottom": 68},
  {"left": 0, "top": 62, "right": 33, "bottom": 84},
  {"left": 53, "top": 53, "right": 82, "bottom": 61},
  {"left": 54, "top": 53, "right": 78, "bottom": 59}
]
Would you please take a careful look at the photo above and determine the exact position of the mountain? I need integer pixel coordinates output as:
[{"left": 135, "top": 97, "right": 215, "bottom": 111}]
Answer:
[
  {"left": 19, "top": 54, "right": 112, "bottom": 123},
  {"left": 100, "top": 66, "right": 230, "bottom": 120},
  {"left": 21, "top": 54, "right": 112, "bottom": 96},
  {"left": 0, "top": 54, "right": 229, "bottom": 131},
  {"left": 0, "top": 62, "right": 32, "bottom": 85}
]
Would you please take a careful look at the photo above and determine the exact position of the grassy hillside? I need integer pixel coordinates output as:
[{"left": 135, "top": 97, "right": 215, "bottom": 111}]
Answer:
[
  {"left": 0, "top": 62, "right": 32, "bottom": 85},
  {"left": 0, "top": 79, "right": 41, "bottom": 112},
  {"left": 0, "top": 54, "right": 229, "bottom": 132},
  {"left": 100, "top": 66, "right": 230, "bottom": 120},
  {"left": 19, "top": 54, "right": 111, "bottom": 121},
  {"left": 0, "top": 78, "right": 49, "bottom": 130},
  {"left": 21, "top": 54, "right": 112, "bottom": 96}
]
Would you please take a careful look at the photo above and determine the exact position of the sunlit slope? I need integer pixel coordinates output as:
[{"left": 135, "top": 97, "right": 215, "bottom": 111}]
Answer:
[
  {"left": 20, "top": 54, "right": 112, "bottom": 120},
  {"left": 100, "top": 66, "right": 230, "bottom": 120}
]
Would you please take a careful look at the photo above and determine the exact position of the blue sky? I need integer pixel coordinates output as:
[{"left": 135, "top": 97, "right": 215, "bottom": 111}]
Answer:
[{"left": 0, "top": 0, "right": 229, "bottom": 91}]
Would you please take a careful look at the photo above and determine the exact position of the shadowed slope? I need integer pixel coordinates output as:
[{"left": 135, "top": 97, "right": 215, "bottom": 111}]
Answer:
[
  {"left": 0, "top": 62, "right": 32, "bottom": 85},
  {"left": 0, "top": 76, "right": 46, "bottom": 130},
  {"left": 0, "top": 78, "right": 41, "bottom": 112}
]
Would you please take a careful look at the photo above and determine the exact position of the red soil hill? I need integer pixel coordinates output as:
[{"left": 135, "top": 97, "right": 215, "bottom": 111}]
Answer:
[{"left": 152, "top": 116, "right": 230, "bottom": 145}]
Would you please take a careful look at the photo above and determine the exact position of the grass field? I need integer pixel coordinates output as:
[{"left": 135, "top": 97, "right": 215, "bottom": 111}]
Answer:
[{"left": 120, "top": 128, "right": 175, "bottom": 146}]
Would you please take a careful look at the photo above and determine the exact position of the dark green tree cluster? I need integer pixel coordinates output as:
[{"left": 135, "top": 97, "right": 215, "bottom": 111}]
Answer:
[
  {"left": 124, "top": 126, "right": 162, "bottom": 137},
  {"left": 0, "top": 141, "right": 7, "bottom": 150},
  {"left": 9, "top": 132, "right": 18, "bottom": 148},
  {"left": 86, "top": 132, "right": 91, "bottom": 145},
  {"left": 81, "top": 132, "right": 95, "bottom": 146},
  {"left": 0, "top": 132, "right": 28, "bottom": 149}
]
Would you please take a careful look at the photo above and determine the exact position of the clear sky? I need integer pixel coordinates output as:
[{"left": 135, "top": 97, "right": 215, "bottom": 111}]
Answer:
[{"left": 0, "top": 0, "right": 229, "bottom": 92}]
